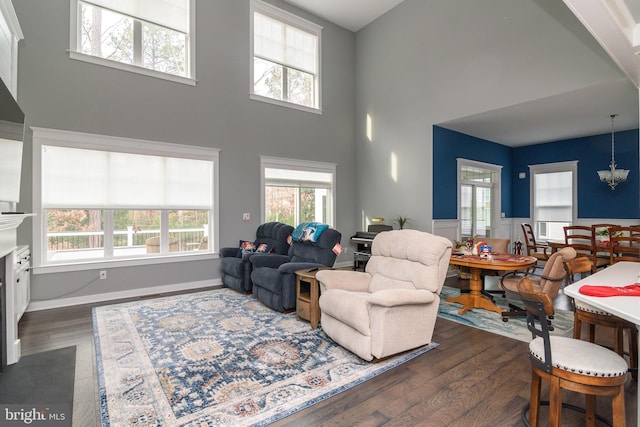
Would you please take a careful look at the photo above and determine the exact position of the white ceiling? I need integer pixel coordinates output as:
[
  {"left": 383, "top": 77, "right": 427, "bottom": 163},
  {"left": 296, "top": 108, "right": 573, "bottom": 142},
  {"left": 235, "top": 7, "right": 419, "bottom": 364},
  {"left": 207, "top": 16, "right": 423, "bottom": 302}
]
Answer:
[
  {"left": 283, "top": 0, "right": 640, "bottom": 147},
  {"left": 283, "top": 0, "right": 405, "bottom": 32}
]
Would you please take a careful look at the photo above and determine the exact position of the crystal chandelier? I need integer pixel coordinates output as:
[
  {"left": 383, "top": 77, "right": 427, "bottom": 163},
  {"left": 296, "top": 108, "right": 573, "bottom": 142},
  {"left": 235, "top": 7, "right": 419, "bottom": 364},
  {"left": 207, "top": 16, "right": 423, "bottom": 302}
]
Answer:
[{"left": 597, "top": 114, "right": 629, "bottom": 190}]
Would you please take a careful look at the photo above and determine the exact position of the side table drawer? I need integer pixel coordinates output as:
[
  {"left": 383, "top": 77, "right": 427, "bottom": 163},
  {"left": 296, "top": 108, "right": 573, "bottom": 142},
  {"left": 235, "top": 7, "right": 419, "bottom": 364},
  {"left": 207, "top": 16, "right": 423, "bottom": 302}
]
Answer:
[{"left": 297, "top": 301, "right": 311, "bottom": 320}]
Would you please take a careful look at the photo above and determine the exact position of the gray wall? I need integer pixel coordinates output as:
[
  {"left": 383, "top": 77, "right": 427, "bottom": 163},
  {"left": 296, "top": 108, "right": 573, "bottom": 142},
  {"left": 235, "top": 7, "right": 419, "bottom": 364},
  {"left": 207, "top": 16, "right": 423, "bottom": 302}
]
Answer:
[
  {"left": 13, "top": 0, "right": 357, "bottom": 302},
  {"left": 354, "top": 0, "right": 628, "bottom": 232}
]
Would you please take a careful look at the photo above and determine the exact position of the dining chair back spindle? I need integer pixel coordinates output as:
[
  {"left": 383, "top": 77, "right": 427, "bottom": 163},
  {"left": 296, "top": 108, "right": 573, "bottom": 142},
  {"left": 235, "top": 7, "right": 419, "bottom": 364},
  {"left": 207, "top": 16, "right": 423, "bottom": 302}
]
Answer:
[
  {"left": 521, "top": 223, "right": 549, "bottom": 263},
  {"left": 563, "top": 225, "right": 608, "bottom": 274},
  {"left": 608, "top": 225, "right": 640, "bottom": 264}
]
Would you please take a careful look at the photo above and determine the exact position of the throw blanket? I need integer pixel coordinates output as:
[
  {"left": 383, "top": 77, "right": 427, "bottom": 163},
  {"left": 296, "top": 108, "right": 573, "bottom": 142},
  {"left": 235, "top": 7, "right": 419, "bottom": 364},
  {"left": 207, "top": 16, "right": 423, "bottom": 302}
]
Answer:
[
  {"left": 291, "top": 222, "right": 328, "bottom": 242},
  {"left": 579, "top": 284, "right": 640, "bottom": 297}
]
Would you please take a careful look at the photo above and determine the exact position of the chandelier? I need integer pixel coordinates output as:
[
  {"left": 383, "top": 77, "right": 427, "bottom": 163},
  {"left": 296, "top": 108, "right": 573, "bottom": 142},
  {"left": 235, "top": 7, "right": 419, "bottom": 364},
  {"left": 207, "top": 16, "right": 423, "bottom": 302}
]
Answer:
[{"left": 597, "top": 114, "right": 629, "bottom": 190}]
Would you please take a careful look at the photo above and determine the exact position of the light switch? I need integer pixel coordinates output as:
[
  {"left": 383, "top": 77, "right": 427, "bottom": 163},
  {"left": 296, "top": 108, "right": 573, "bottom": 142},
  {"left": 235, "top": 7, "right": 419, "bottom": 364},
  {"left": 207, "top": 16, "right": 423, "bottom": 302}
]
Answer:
[{"left": 243, "top": 213, "right": 251, "bottom": 221}]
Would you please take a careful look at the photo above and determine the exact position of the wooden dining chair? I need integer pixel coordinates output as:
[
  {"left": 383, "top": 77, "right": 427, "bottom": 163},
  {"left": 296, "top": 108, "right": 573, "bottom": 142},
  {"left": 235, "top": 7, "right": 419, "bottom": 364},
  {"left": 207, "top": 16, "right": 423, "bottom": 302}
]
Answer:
[
  {"left": 521, "top": 223, "right": 549, "bottom": 262},
  {"left": 608, "top": 225, "right": 640, "bottom": 264},
  {"left": 563, "top": 225, "right": 608, "bottom": 273},
  {"left": 565, "top": 250, "right": 638, "bottom": 382}
]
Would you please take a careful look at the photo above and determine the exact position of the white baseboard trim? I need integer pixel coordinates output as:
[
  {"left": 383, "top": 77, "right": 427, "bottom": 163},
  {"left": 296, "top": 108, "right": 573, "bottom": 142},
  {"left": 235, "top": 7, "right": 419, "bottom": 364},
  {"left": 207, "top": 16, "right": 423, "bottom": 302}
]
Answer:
[{"left": 26, "top": 279, "right": 223, "bottom": 312}]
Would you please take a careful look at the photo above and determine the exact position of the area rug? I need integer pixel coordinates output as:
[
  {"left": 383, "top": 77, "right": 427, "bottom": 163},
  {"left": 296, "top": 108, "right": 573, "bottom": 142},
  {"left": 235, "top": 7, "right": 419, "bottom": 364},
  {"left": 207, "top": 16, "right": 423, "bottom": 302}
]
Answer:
[
  {"left": 438, "top": 286, "right": 574, "bottom": 342},
  {"left": 93, "top": 288, "right": 437, "bottom": 426}
]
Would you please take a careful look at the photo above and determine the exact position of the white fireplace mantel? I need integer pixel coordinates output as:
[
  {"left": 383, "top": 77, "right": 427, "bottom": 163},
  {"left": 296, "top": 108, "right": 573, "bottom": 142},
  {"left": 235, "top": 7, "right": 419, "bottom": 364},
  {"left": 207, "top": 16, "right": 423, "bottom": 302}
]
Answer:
[{"left": 0, "top": 214, "right": 34, "bottom": 258}]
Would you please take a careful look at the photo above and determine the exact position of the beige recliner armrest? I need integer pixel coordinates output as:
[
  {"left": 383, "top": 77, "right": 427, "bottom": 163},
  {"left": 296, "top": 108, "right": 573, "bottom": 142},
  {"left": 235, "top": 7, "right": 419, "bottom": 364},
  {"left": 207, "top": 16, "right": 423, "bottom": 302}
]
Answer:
[{"left": 316, "top": 270, "right": 371, "bottom": 292}]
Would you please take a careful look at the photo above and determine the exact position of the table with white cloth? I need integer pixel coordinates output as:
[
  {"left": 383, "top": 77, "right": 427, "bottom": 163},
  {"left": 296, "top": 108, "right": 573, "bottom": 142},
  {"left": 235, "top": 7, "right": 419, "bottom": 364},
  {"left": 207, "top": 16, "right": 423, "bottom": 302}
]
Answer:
[{"left": 564, "top": 261, "right": 640, "bottom": 427}]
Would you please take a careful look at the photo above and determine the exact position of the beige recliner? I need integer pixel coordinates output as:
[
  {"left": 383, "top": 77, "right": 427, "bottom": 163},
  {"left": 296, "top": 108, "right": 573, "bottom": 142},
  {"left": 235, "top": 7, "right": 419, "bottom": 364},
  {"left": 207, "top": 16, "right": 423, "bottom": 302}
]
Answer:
[{"left": 316, "top": 230, "right": 452, "bottom": 361}]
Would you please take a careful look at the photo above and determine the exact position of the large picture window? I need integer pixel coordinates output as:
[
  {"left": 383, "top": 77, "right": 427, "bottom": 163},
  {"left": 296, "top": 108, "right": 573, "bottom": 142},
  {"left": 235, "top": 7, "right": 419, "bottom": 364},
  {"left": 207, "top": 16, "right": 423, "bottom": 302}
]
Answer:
[
  {"left": 250, "top": 0, "right": 322, "bottom": 113},
  {"left": 261, "top": 156, "right": 335, "bottom": 227},
  {"left": 69, "top": 0, "right": 195, "bottom": 84},
  {"left": 32, "top": 128, "right": 218, "bottom": 271}
]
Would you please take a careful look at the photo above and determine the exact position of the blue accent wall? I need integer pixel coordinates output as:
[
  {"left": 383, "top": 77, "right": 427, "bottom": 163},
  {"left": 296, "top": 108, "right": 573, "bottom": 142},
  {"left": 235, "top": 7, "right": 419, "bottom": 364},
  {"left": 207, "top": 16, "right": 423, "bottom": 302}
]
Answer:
[
  {"left": 433, "top": 126, "right": 512, "bottom": 219},
  {"left": 512, "top": 129, "right": 639, "bottom": 219},
  {"left": 433, "top": 126, "right": 640, "bottom": 220}
]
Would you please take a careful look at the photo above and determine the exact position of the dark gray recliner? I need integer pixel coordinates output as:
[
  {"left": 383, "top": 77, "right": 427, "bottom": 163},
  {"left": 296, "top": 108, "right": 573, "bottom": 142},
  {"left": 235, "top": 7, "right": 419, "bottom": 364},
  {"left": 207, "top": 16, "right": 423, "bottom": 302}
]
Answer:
[
  {"left": 250, "top": 227, "right": 342, "bottom": 312},
  {"left": 219, "top": 222, "right": 294, "bottom": 293}
]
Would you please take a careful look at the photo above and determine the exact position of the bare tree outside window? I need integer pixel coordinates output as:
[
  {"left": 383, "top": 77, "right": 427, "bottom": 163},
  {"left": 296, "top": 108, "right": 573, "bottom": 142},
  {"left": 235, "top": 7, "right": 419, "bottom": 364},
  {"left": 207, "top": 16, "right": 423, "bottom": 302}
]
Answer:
[{"left": 79, "top": 3, "right": 187, "bottom": 77}]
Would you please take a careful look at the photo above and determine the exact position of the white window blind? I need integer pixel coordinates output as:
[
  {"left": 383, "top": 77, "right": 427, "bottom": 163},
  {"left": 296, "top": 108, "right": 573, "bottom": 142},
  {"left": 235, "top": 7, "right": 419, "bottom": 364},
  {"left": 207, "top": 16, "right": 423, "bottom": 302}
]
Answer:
[
  {"left": 85, "top": 0, "right": 189, "bottom": 33},
  {"left": 264, "top": 167, "right": 332, "bottom": 189},
  {"left": 254, "top": 12, "right": 317, "bottom": 74},
  {"left": 534, "top": 171, "right": 572, "bottom": 221},
  {"left": 42, "top": 145, "right": 213, "bottom": 209}
]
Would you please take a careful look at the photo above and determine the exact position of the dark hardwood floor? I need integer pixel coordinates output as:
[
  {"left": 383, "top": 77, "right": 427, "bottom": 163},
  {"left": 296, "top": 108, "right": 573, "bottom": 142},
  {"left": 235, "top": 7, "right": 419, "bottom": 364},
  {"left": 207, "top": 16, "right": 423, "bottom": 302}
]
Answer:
[{"left": 17, "top": 278, "right": 638, "bottom": 426}]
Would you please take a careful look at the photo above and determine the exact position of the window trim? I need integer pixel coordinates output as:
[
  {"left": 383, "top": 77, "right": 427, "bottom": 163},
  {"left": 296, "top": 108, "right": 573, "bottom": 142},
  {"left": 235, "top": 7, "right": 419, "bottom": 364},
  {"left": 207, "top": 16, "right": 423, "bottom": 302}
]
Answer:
[
  {"left": 31, "top": 127, "right": 219, "bottom": 274},
  {"left": 68, "top": 0, "right": 197, "bottom": 86},
  {"left": 456, "top": 158, "right": 502, "bottom": 238},
  {"left": 529, "top": 160, "right": 578, "bottom": 240},
  {"left": 249, "top": 0, "right": 323, "bottom": 114},
  {"left": 260, "top": 155, "right": 336, "bottom": 226}
]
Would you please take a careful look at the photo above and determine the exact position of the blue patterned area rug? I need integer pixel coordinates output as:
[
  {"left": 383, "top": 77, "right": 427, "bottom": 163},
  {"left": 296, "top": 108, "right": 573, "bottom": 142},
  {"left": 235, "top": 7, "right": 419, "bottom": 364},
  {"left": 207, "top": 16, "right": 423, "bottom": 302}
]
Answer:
[
  {"left": 438, "top": 285, "right": 574, "bottom": 342},
  {"left": 93, "top": 288, "right": 438, "bottom": 426}
]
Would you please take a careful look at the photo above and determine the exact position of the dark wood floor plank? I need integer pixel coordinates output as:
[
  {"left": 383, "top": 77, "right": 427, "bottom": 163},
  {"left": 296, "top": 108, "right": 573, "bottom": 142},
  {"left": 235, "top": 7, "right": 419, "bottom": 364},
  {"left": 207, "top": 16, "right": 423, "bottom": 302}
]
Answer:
[{"left": 18, "top": 286, "right": 638, "bottom": 427}]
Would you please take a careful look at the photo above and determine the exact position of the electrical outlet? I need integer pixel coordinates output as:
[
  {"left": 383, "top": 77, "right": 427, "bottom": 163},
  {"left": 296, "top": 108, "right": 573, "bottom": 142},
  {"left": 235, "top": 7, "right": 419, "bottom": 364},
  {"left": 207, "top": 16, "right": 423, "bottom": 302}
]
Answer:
[{"left": 99, "top": 270, "right": 107, "bottom": 280}]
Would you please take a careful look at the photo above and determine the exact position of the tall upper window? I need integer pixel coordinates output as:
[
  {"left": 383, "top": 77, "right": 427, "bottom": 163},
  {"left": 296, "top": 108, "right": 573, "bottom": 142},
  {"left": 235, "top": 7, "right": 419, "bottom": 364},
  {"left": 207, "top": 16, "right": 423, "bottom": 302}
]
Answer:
[
  {"left": 32, "top": 128, "right": 218, "bottom": 271},
  {"left": 530, "top": 161, "right": 577, "bottom": 241},
  {"left": 250, "top": 0, "right": 322, "bottom": 113},
  {"left": 261, "top": 156, "right": 335, "bottom": 227},
  {"left": 69, "top": 0, "right": 195, "bottom": 84}
]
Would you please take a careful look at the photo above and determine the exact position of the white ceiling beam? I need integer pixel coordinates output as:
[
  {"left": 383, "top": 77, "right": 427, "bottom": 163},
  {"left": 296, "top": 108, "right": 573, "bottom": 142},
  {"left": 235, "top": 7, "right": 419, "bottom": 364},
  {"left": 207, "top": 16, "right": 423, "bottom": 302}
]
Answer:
[{"left": 563, "top": 0, "right": 640, "bottom": 88}]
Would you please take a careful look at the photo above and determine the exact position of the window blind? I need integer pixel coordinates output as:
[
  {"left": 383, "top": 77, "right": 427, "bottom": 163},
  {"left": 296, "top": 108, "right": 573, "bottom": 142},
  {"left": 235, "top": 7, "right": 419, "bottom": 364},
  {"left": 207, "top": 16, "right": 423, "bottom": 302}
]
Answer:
[
  {"left": 42, "top": 145, "right": 212, "bottom": 209},
  {"left": 534, "top": 171, "right": 572, "bottom": 221},
  {"left": 84, "top": 0, "right": 189, "bottom": 33},
  {"left": 254, "top": 12, "right": 317, "bottom": 74},
  {"left": 264, "top": 167, "right": 332, "bottom": 189}
]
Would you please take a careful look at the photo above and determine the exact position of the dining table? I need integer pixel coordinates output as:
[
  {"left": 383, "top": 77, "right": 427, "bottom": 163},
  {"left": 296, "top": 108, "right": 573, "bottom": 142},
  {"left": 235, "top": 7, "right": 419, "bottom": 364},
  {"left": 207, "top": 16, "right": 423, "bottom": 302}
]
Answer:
[
  {"left": 546, "top": 239, "right": 566, "bottom": 254},
  {"left": 448, "top": 253, "right": 537, "bottom": 315},
  {"left": 564, "top": 261, "right": 640, "bottom": 427}
]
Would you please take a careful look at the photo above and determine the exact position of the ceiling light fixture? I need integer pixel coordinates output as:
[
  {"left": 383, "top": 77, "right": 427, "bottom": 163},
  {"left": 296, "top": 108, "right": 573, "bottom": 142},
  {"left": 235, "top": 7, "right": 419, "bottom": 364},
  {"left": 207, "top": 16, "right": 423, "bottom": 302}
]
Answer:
[{"left": 597, "top": 114, "right": 628, "bottom": 190}]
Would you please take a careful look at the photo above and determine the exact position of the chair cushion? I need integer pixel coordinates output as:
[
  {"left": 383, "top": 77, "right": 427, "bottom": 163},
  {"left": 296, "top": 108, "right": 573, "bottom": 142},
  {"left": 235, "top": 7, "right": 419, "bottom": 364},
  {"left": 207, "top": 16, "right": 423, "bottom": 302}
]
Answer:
[
  {"left": 529, "top": 336, "right": 627, "bottom": 377},
  {"left": 251, "top": 267, "right": 283, "bottom": 293},
  {"left": 255, "top": 222, "right": 294, "bottom": 255},
  {"left": 367, "top": 230, "right": 452, "bottom": 293}
]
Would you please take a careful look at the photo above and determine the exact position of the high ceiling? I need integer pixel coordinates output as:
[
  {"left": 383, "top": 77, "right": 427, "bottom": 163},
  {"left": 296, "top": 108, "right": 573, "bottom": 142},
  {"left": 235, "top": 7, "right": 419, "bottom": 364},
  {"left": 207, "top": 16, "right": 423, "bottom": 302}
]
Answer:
[
  {"left": 283, "top": 0, "right": 640, "bottom": 147},
  {"left": 283, "top": 0, "right": 405, "bottom": 32}
]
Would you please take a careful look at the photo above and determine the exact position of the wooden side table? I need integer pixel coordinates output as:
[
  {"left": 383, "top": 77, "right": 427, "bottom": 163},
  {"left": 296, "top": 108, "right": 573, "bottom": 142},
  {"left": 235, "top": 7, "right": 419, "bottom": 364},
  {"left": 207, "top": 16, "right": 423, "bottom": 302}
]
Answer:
[{"left": 295, "top": 268, "right": 324, "bottom": 329}]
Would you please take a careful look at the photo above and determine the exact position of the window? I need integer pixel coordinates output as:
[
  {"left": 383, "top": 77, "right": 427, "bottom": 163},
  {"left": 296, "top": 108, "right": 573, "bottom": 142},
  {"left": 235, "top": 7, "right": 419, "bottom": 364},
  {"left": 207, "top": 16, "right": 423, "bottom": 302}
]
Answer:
[
  {"left": 250, "top": 0, "right": 322, "bottom": 113},
  {"left": 458, "top": 159, "right": 502, "bottom": 239},
  {"left": 261, "top": 156, "right": 335, "bottom": 227},
  {"left": 530, "top": 161, "right": 577, "bottom": 241},
  {"left": 32, "top": 127, "right": 218, "bottom": 271},
  {"left": 69, "top": 0, "right": 195, "bottom": 85}
]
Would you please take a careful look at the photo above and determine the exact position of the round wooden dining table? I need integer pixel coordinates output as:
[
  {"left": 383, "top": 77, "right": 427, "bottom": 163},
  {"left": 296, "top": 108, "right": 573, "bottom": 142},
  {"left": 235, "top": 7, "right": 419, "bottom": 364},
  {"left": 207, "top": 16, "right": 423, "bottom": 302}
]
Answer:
[{"left": 447, "top": 253, "right": 538, "bottom": 315}]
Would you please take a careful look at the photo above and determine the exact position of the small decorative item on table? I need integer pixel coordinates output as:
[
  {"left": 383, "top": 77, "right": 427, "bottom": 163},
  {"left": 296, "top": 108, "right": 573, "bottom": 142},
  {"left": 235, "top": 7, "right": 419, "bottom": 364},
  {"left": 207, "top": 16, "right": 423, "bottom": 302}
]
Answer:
[
  {"left": 479, "top": 244, "right": 492, "bottom": 259},
  {"left": 453, "top": 238, "right": 474, "bottom": 279}
]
